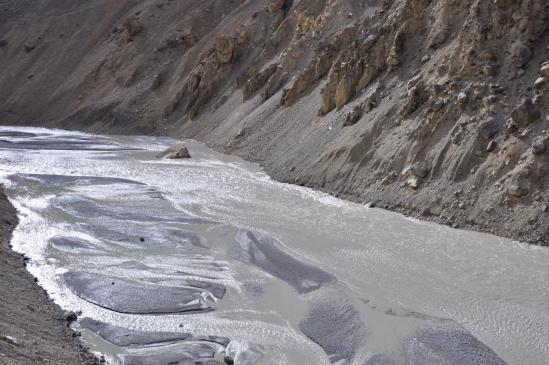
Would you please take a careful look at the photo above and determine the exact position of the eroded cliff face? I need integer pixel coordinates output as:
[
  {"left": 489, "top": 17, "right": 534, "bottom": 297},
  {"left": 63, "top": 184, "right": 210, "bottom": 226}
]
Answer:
[{"left": 1, "top": 0, "right": 548, "bottom": 244}]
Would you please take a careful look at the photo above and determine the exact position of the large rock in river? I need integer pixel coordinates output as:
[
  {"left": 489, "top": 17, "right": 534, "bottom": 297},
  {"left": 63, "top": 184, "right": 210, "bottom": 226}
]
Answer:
[{"left": 156, "top": 143, "right": 191, "bottom": 159}]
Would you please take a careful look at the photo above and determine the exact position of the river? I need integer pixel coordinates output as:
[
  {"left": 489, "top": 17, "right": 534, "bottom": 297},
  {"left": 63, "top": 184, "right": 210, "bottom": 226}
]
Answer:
[{"left": 0, "top": 126, "right": 547, "bottom": 365}]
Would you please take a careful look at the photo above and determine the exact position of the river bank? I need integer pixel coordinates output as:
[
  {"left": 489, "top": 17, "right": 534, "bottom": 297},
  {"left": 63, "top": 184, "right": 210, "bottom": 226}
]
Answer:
[
  {"left": 0, "top": 187, "right": 95, "bottom": 365},
  {"left": 1, "top": 0, "right": 548, "bottom": 247}
]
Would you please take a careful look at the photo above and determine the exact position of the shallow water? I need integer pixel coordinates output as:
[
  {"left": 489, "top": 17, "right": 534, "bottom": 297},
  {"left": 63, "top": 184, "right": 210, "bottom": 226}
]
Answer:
[{"left": 0, "top": 126, "right": 547, "bottom": 365}]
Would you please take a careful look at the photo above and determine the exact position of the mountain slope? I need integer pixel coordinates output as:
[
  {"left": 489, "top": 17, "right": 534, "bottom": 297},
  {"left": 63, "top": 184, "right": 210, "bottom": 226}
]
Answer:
[{"left": 1, "top": 0, "right": 548, "bottom": 244}]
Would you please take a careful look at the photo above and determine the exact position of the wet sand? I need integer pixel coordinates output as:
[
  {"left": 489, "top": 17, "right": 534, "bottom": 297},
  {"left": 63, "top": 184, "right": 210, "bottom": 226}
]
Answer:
[{"left": 0, "top": 187, "right": 95, "bottom": 364}]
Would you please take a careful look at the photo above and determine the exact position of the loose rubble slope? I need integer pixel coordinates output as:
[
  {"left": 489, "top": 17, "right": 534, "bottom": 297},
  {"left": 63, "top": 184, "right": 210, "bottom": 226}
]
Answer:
[{"left": 1, "top": 0, "right": 548, "bottom": 244}]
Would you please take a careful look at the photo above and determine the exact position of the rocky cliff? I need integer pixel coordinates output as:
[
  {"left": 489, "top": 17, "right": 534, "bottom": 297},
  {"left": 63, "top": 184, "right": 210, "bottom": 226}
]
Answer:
[{"left": 1, "top": 0, "right": 548, "bottom": 244}]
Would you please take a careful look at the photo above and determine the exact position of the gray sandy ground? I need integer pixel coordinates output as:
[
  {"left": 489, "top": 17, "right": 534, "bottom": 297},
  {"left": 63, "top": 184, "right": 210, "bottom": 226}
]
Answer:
[{"left": 0, "top": 187, "right": 95, "bottom": 364}]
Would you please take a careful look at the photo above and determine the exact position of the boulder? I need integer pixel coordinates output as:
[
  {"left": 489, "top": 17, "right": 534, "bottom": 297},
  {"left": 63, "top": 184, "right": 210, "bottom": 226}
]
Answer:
[
  {"left": 479, "top": 119, "right": 501, "bottom": 140},
  {"left": 156, "top": 143, "right": 191, "bottom": 159},
  {"left": 511, "top": 98, "right": 541, "bottom": 126},
  {"left": 510, "top": 41, "right": 531, "bottom": 66},
  {"left": 411, "top": 162, "right": 430, "bottom": 178},
  {"left": 344, "top": 105, "right": 363, "bottom": 126},
  {"left": 507, "top": 170, "right": 529, "bottom": 197},
  {"left": 123, "top": 16, "right": 144, "bottom": 40},
  {"left": 213, "top": 36, "right": 235, "bottom": 64}
]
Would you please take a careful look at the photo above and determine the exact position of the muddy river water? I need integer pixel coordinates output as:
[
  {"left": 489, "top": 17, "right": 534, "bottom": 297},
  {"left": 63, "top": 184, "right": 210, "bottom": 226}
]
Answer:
[{"left": 0, "top": 127, "right": 548, "bottom": 365}]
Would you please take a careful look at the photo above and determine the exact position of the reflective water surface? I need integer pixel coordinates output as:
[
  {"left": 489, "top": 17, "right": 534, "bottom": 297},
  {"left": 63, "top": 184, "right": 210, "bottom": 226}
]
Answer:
[{"left": 0, "top": 127, "right": 547, "bottom": 365}]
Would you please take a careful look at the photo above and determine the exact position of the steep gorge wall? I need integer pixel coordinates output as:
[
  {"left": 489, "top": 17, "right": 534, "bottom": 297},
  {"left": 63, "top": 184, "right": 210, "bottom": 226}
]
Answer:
[{"left": 1, "top": 0, "right": 549, "bottom": 244}]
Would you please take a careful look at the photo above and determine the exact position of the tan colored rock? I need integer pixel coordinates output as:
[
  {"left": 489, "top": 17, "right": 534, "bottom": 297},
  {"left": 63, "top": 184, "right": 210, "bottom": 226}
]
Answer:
[
  {"left": 156, "top": 143, "right": 191, "bottom": 159},
  {"left": 334, "top": 77, "right": 353, "bottom": 108},
  {"left": 319, "top": 90, "right": 335, "bottom": 115},
  {"left": 213, "top": 36, "right": 235, "bottom": 64},
  {"left": 511, "top": 98, "right": 541, "bottom": 126},
  {"left": 357, "top": 66, "right": 378, "bottom": 91}
]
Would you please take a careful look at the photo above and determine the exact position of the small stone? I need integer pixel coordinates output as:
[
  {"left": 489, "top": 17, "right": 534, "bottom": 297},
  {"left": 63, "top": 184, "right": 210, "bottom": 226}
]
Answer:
[
  {"left": 406, "top": 177, "right": 419, "bottom": 189},
  {"left": 0, "top": 40, "right": 7, "bottom": 48},
  {"left": 486, "top": 140, "right": 497, "bottom": 152},
  {"left": 457, "top": 92, "right": 467, "bottom": 105},
  {"left": 139, "top": 237, "right": 145, "bottom": 242},
  {"left": 541, "top": 63, "right": 549, "bottom": 78},
  {"left": 0, "top": 335, "right": 18, "bottom": 346},
  {"left": 24, "top": 43, "right": 35, "bottom": 52},
  {"left": 534, "top": 77, "right": 547, "bottom": 88},
  {"left": 63, "top": 311, "right": 78, "bottom": 322},
  {"left": 486, "top": 95, "right": 497, "bottom": 104},
  {"left": 430, "top": 98, "right": 444, "bottom": 111},
  {"left": 224, "top": 355, "right": 235, "bottom": 364},
  {"left": 532, "top": 137, "right": 547, "bottom": 155}
]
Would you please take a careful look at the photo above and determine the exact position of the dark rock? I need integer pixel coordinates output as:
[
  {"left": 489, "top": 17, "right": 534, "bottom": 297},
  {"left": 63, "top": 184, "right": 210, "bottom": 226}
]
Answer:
[
  {"left": 344, "top": 105, "right": 363, "bottom": 126},
  {"left": 0, "top": 40, "right": 7, "bottom": 48},
  {"left": 224, "top": 355, "right": 235, "bottom": 364},
  {"left": 123, "top": 16, "right": 144, "bottom": 40},
  {"left": 63, "top": 310, "right": 78, "bottom": 322},
  {"left": 479, "top": 119, "right": 501, "bottom": 140},
  {"left": 156, "top": 143, "right": 191, "bottom": 159},
  {"left": 24, "top": 43, "right": 35, "bottom": 52}
]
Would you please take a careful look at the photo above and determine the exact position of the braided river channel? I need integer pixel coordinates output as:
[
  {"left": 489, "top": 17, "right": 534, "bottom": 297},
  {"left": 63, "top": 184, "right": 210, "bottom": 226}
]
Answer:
[{"left": 0, "top": 126, "right": 548, "bottom": 365}]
